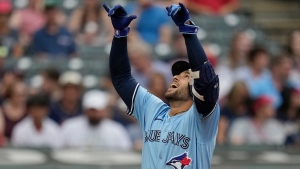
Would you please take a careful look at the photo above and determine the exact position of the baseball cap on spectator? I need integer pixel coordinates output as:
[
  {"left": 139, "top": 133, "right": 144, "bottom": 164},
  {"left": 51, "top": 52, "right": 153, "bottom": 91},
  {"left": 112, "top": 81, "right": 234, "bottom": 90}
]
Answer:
[
  {"left": 82, "top": 90, "right": 109, "bottom": 111},
  {"left": 0, "top": 0, "right": 12, "bottom": 15},
  {"left": 59, "top": 71, "right": 82, "bottom": 86},
  {"left": 252, "top": 95, "right": 274, "bottom": 112}
]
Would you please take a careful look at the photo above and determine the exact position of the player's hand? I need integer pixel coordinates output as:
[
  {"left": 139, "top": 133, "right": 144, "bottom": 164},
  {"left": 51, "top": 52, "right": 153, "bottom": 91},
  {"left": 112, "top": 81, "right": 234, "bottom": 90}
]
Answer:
[
  {"left": 103, "top": 4, "right": 137, "bottom": 37},
  {"left": 166, "top": 3, "right": 198, "bottom": 34},
  {"left": 166, "top": 3, "right": 190, "bottom": 27}
]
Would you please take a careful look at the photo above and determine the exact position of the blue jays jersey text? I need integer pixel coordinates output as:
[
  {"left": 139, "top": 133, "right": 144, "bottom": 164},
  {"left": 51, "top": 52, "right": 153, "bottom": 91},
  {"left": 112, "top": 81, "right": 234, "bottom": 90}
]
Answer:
[{"left": 130, "top": 86, "right": 220, "bottom": 169}]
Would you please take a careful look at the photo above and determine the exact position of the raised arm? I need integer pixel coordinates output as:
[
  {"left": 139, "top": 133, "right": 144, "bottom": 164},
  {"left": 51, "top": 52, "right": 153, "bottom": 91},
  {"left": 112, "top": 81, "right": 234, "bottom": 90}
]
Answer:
[
  {"left": 166, "top": 3, "right": 219, "bottom": 117},
  {"left": 103, "top": 4, "right": 138, "bottom": 115}
]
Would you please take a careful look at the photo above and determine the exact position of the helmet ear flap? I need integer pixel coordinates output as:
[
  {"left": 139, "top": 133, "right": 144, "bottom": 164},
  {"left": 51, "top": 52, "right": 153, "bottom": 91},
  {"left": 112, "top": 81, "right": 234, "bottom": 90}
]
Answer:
[
  {"left": 189, "top": 84, "right": 193, "bottom": 97},
  {"left": 188, "top": 69, "right": 194, "bottom": 97}
]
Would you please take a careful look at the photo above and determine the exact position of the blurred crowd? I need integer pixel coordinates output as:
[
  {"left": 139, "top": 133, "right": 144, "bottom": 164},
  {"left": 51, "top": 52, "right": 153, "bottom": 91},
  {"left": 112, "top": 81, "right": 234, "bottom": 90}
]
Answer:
[{"left": 0, "top": 0, "right": 299, "bottom": 151}]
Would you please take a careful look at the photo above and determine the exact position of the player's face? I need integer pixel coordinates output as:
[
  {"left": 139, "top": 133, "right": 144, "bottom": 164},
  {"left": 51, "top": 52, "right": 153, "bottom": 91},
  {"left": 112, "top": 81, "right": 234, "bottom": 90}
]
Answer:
[{"left": 165, "top": 70, "right": 191, "bottom": 101}]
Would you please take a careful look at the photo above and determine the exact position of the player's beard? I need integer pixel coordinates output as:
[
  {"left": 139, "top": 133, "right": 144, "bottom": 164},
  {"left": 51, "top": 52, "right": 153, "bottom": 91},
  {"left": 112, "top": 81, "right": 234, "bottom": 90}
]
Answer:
[{"left": 165, "top": 85, "right": 191, "bottom": 102}]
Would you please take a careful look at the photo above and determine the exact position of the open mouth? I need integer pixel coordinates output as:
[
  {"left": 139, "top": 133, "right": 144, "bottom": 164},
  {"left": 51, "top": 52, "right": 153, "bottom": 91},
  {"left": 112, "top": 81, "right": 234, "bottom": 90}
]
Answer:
[{"left": 170, "top": 83, "right": 178, "bottom": 89}]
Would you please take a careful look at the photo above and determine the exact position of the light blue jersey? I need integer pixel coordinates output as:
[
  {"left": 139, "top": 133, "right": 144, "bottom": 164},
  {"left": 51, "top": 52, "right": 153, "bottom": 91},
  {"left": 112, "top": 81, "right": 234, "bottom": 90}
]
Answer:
[{"left": 129, "top": 85, "right": 220, "bottom": 169}]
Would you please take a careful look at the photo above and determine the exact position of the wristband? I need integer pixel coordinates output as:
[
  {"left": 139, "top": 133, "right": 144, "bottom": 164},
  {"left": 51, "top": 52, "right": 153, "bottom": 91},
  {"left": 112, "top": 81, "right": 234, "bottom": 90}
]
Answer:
[
  {"left": 179, "top": 25, "right": 199, "bottom": 34},
  {"left": 179, "top": 20, "right": 199, "bottom": 34},
  {"left": 114, "top": 27, "right": 130, "bottom": 38}
]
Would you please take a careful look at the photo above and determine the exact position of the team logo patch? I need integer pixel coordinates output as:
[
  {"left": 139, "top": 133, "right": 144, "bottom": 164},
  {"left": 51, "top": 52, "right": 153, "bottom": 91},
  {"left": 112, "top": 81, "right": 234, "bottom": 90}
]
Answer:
[{"left": 166, "top": 152, "right": 192, "bottom": 169}]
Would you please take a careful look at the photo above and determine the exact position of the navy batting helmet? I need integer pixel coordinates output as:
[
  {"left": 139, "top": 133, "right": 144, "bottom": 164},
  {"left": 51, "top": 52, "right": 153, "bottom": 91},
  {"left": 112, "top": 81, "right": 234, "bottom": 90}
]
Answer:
[{"left": 171, "top": 60, "right": 190, "bottom": 76}]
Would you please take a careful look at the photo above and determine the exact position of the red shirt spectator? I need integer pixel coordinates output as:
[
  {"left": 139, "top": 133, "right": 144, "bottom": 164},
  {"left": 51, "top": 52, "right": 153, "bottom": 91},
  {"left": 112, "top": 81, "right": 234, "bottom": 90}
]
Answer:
[
  {"left": 186, "top": 0, "right": 239, "bottom": 15},
  {"left": 0, "top": 0, "right": 23, "bottom": 58},
  {"left": 10, "top": 0, "right": 46, "bottom": 45}
]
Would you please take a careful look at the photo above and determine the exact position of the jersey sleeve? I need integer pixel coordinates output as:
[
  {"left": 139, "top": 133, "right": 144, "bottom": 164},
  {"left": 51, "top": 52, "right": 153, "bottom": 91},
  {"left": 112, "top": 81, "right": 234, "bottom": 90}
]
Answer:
[{"left": 128, "top": 85, "right": 168, "bottom": 130}]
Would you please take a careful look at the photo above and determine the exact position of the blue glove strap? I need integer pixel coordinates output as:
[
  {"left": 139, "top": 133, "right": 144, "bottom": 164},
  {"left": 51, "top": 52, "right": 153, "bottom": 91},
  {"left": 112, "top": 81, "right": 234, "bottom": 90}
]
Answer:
[
  {"left": 179, "top": 24, "right": 199, "bottom": 34},
  {"left": 114, "top": 27, "right": 130, "bottom": 38}
]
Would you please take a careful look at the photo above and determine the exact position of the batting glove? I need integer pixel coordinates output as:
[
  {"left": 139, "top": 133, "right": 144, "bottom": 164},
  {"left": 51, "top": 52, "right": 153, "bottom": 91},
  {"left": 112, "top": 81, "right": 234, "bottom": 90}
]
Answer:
[
  {"left": 166, "top": 3, "right": 199, "bottom": 34},
  {"left": 103, "top": 4, "right": 137, "bottom": 38}
]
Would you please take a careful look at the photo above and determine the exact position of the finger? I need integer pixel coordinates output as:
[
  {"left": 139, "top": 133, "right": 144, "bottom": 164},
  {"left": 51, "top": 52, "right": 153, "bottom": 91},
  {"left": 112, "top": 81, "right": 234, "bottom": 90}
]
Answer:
[
  {"left": 128, "top": 15, "right": 137, "bottom": 20},
  {"left": 171, "top": 6, "right": 181, "bottom": 16},
  {"left": 110, "top": 4, "right": 127, "bottom": 16},
  {"left": 108, "top": 4, "right": 120, "bottom": 16},
  {"left": 102, "top": 4, "right": 110, "bottom": 13},
  {"left": 108, "top": 6, "right": 117, "bottom": 16},
  {"left": 125, "top": 15, "right": 137, "bottom": 26},
  {"left": 179, "top": 2, "right": 187, "bottom": 12},
  {"left": 166, "top": 6, "right": 171, "bottom": 16}
]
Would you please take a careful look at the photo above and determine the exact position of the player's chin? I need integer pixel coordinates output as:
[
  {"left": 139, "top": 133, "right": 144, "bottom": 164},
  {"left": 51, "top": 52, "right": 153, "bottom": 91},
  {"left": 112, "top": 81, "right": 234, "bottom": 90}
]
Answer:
[
  {"left": 165, "top": 88, "right": 176, "bottom": 98},
  {"left": 166, "top": 87, "right": 177, "bottom": 94}
]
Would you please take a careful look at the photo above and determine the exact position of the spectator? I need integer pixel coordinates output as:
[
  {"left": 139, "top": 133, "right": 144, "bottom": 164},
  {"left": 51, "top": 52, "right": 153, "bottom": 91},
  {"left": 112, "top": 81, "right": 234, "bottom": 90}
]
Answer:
[
  {"left": 229, "top": 95, "right": 286, "bottom": 145},
  {"left": 0, "top": 94, "right": 4, "bottom": 146},
  {"left": 49, "top": 71, "right": 83, "bottom": 124},
  {"left": 0, "top": 69, "right": 23, "bottom": 104},
  {"left": 41, "top": 67, "right": 61, "bottom": 102},
  {"left": 147, "top": 72, "right": 168, "bottom": 102},
  {"left": 156, "top": 0, "right": 186, "bottom": 7},
  {"left": 202, "top": 43, "right": 218, "bottom": 67},
  {"left": 99, "top": 73, "right": 135, "bottom": 128},
  {"left": 168, "top": 34, "right": 217, "bottom": 67},
  {"left": 166, "top": 34, "right": 188, "bottom": 63},
  {"left": 0, "top": 115, "right": 3, "bottom": 146},
  {"left": 0, "top": 0, "right": 23, "bottom": 58},
  {"left": 10, "top": 0, "right": 45, "bottom": 53},
  {"left": 128, "top": 40, "right": 172, "bottom": 87},
  {"left": 277, "top": 87, "right": 300, "bottom": 145},
  {"left": 236, "top": 47, "right": 282, "bottom": 108},
  {"left": 111, "top": 97, "right": 137, "bottom": 127},
  {"left": 278, "top": 87, "right": 300, "bottom": 123},
  {"left": 60, "top": 90, "right": 132, "bottom": 150},
  {"left": 126, "top": 0, "right": 172, "bottom": 45},
  {"left": 186, "top": 0, "right": 239, "bottom": 15},
  {"left": 112, "top": 98, "right": 143, "bottom": 151},
  {"left": 216, "top": 31, "right": 253, "bottom": 99},
  {"left": 32, "top": 0, "right": 76, "bottom": 57},
  {"left": 217, "top": 81, "right": 250, "bottom": 144},
  {"left": 0, "top": 82, "right": 28, "bottom": 141},
  {"left": 0, "top": 50, "right": 5, "bottom": 77},
  {"left": 68, "top": 0, "right": 113, "bottom": 45},
  {"left": 288, "top": 30, "right": 300, "bottom": 87},
  {"left": 270, "top": 55, "right": 293, "bottom": 93},
  {"left": 11, "top": 94, "right": 60, "bottom": 148}
]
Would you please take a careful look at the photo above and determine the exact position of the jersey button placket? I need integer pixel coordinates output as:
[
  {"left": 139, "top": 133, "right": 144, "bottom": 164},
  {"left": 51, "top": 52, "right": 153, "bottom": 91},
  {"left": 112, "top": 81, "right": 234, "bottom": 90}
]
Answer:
[
  {"left": 164, "top": 118, "right": 170, "bottom": 131},
  {"left": 166, "top": 118, "right": 172, "bottom": 131}
]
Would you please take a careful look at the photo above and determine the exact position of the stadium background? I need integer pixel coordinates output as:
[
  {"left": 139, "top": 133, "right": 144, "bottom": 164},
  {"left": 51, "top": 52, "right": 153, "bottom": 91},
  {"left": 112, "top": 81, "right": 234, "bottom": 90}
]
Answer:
[{"left": 0, "top": 0, "right": 299, "bottom": 168}]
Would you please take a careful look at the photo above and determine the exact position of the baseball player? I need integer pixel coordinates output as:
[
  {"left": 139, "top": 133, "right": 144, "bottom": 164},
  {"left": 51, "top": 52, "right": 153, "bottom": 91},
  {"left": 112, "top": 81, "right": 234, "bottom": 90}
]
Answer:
[{"left": 103, "top": 2, "right": 220, "bottom": 169}]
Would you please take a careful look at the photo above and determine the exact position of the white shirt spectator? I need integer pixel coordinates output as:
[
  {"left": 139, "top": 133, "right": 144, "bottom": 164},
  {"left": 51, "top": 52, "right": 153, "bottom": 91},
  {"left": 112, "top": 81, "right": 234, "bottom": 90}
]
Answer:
[
  {"left": 289, "top": 69, "right": 300, "bottom": 88},
  {"left": 215, "top": 61, "right": 241, "bottom": 99},
  {"left": 229, "top": 117, "right": 286, "bottom": 145},
  {"left": 11, "top": 117, "right": 60, "bottom": 148},
  {"left": 60, "top": 116, "right": 132, "bottom": 150}
]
